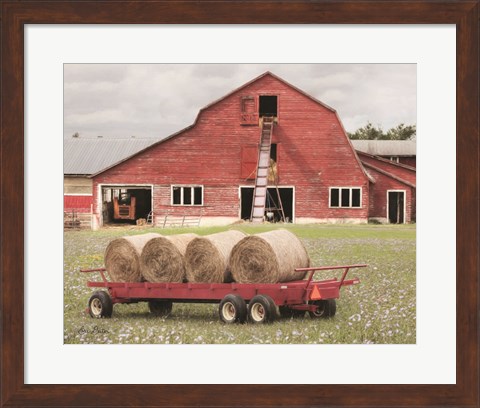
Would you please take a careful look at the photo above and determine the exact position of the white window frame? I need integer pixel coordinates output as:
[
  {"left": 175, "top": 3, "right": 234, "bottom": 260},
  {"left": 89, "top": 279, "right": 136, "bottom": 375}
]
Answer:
[
  {"left": 171, "top": 185, "right": 204, "bottom": 206},
  {"left": 329, "top": 187, "right": 362, "bottom": 208}
]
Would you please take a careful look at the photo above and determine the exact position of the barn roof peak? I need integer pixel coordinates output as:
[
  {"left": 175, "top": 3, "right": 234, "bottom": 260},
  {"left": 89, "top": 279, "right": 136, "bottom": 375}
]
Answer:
[
  {"left": 219, "top": 70, "right": 336, "bottom": 113},
  {"left": 91, "top": 71, "right": 337, "bottom": 177}
]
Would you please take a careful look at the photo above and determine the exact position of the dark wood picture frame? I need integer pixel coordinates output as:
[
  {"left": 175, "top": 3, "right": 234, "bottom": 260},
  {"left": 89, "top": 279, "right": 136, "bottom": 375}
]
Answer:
[{"left": 1, "top": 1, "right": 478, "bottom": 407}]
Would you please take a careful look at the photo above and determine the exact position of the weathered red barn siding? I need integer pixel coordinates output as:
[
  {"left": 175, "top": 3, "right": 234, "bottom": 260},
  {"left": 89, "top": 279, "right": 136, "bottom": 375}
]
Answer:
[
  {"left": 93, "top": 73, "right": 370, "bottom": 225},
  {"left": 64, "top": 195, "right": 92, "bottom": 212},
  {"left": 399, "top": 157, "right": 416, "bottom": 168},
  {"left": 411, "top": 188, "right": 416, "bottom": 222}
]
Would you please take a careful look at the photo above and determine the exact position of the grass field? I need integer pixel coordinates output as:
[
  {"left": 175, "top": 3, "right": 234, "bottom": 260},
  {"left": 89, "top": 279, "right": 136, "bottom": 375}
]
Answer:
[{"left": 64, "top": 223, "right": 416, "bottom": 344}]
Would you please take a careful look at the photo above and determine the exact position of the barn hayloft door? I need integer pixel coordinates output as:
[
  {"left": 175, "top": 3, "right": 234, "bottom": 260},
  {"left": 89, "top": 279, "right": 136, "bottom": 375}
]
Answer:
[
  {"left": 259, "top": 95, "right": 277, "bottom": 117},
  {"left": 250, "top": 117, "right": 285, "bottom": 223}
]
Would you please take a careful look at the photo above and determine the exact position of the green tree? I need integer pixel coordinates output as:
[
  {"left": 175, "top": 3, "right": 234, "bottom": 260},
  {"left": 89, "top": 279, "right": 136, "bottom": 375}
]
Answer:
[
  {"left": 348, "top": 122, "right": 416, "bottom": 140},
  {"left": 347, "top": 122, "right": 384, "bottom": 140},
  {"left": 385, "top": 124, "right": 416, "bottom": 140}
]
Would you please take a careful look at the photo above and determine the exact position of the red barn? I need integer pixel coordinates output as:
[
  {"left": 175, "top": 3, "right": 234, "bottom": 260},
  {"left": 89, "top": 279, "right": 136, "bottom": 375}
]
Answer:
[
  {"left": 91, "top": 72, "right": 415, "bottom": 228},
  {"left": 357, "top": 152, "right": 416, "bottom": 223}
]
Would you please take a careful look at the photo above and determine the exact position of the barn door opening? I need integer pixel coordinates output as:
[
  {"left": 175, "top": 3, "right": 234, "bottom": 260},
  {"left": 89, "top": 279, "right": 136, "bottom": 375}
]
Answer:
[
  {"left": 259, "top": 95, "right": 277, "bottom": 117},
  {"left": 240, "top": 187, "right": 293, "bottom": 222},
  {"left": 101, "top": 186, "right": 152, "bottom": 225},
  {"left": 388, "top": 191, "right": 405, "bottom": 224}
]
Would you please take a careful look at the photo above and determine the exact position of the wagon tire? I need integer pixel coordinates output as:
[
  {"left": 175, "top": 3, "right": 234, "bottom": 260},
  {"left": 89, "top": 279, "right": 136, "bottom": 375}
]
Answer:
[
  {"left": 308, "top": 299, "right": 336, "bottom": 319},
  {"left": 279, "top": 306, "right": 305, "bottom": 319},
  {"left": 248, "top": 294, "right": 276, "bottom": 324},
  {"left": 88, "top": 291, "right": 113, "bottom": 318},
  {"left": 148, "top": 300, "right": 173, "bottom": 317},
  {"left": 219, "top": 295, "right": 247, "bottom": 324},
  {"left": 266, "top": 295, "right": 278, "bottom": 317}
]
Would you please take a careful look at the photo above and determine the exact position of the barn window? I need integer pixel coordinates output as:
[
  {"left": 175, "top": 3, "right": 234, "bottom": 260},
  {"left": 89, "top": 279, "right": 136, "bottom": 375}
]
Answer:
[
  {"left": 329, "top": 187, "right": 362, "bottom": 208},
  {"left": 172, "top": 186, "right": 203, "bottom": 206},
  {"left": 330, "top": 189, "right": 340, "bottom": 207}
]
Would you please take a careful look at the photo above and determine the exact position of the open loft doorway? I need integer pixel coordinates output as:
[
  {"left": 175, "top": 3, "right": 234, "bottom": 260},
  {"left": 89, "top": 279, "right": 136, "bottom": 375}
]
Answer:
[
  {"left": 259, "top": 95, "right": 278, "bottom": 118},
  {"left": 387, "top": 190, "right": 405, "bottom": 224},
  {"left": 240, "top": 187, "right": 293, "bottom": 223},
  {"left": 101, "top": 185, "right": 152, "bottom": 225}
]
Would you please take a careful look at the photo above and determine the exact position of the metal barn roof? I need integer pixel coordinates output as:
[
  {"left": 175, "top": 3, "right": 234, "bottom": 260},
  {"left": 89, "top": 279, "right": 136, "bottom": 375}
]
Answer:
[
  {"left": 64, "top": 137, "right": 159, "bottom": 175},
  {"left": 351, "top": 140, "right": 416, "bottom": 156}
]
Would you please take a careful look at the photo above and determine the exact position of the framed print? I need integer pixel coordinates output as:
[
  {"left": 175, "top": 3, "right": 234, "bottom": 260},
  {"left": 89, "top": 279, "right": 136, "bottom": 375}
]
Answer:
[{"left": 1, "top": 1, "right": 478, "bottom": 407}]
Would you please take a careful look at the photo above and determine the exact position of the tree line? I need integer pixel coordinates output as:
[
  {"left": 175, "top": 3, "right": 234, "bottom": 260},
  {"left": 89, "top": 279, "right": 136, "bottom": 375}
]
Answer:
[{"left": 347, "top": 122, "right": 416, "bottom": 140}]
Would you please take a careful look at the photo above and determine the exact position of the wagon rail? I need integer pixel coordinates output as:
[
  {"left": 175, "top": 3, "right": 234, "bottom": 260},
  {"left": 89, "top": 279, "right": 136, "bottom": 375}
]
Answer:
[{"left": 81, "top": 264, "right": 367, "bottom": 324}]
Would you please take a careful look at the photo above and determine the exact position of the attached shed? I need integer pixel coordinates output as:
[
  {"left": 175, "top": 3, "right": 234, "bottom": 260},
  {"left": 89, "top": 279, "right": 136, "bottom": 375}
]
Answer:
[
  {"left": 357, "top": 151, "right": 416, "bottom": 223},
  {"left": 91, "top": 71, "right": 372, "bottom": 228},
  {"left": 352, "top": 140, "right": 416, "bottom": 168}
]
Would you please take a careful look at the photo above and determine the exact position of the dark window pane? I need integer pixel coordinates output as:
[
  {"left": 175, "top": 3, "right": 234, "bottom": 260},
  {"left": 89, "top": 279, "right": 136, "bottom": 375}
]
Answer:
[
  {"left": 183, "top": 187, "right": 192, "bottom": 205},
  {"left": 352, "top": 189, "right": 361, "bottom": 207},
  {"left": 173, "top": 187, "right": 181, "bottom": 205},
  {"left": 341, "top": 188, "right": 350, "bottom": 207},
  {"left": 194, "top": 187, "right": 202, "bottom": 205},
  {"left": 330, "top": 189, "right": 339, "bottom": 207}
]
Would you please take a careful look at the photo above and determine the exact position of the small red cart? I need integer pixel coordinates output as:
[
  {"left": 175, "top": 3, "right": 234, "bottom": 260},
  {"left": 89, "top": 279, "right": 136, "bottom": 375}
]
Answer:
[{"left": 81, "top": 264, "right": 367, "bottom": 324}]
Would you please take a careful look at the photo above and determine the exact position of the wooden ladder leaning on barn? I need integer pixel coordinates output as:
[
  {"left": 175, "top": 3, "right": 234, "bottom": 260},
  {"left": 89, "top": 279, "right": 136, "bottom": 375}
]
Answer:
[{"left": 250, "top": 117, "right": 286, "bottom": 223}]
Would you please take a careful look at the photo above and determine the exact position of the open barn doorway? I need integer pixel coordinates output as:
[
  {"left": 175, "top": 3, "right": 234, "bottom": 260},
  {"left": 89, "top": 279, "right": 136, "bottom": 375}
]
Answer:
[
  {"left": 240, "top": 187, "right": 293, "bottom": 222},
  {"left": 387, "top": 191, "right": 405, "bottom": 224},
  {"left": 101, "top": 186, "right": 152, "bottom": 225},
  {"left": 259, "top": 95, "right": 277, "bottom": 117}
]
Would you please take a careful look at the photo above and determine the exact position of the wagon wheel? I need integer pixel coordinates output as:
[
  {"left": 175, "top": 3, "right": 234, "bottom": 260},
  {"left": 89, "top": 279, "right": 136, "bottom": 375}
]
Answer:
[
  {"left": 219, "top": 294, "right": 247, "bottom": 324},
  {"left": 279, "top": 306, "right": 305, "bottom": 319},
  {"left": 308, "top": 299, "right": 336, "bottom": 319},
  {"left": 88, "top": 291, "right": 113, "bottom": 318},
  {"left": 248, "top": 294, "right": 276, "bottom": 324},
  {"left": 148, "top": 300, "right": 173, "bottom": 317}
]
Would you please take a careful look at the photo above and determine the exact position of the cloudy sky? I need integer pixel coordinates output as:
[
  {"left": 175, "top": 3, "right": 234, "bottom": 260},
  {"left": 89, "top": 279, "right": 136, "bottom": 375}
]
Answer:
[{"left": 64, "top": 64, "right": 416, "bottom": 140}]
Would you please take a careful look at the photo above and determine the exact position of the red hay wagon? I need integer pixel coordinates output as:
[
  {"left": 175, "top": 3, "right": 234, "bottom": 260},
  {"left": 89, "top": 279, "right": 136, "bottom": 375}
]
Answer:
[{"left": 81, "top": 264, "right": 367, "bottom": 324}]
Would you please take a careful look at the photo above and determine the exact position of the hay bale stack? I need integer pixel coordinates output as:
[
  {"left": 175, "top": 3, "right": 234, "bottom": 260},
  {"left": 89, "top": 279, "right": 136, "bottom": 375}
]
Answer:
[
  {"left": 229, "top": 229, "right": 310, "bottom": 283},
  {"left": 140, "top": 233, "right": 198, "bottom": 283},
  {"left": 104, "top": 233, "right": 161, "bottom": 282},
  {"left": 185, "top": 230, "right": 247, "bottom": 283}
]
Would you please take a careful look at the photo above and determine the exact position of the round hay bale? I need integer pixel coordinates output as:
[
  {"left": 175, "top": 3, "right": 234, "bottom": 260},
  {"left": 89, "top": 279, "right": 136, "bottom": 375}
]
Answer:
[
  {"left": 185, "top": 230, "right": 247, "bottom": 283},
  {"left": 140, "top": 233, "right": 198, "bottom": 283},
  {"left": 104, "top": 233, "right": 161, "bottom": 282},
  {"left": 229, "top": 229, "right": 310, "bottom": 284}
]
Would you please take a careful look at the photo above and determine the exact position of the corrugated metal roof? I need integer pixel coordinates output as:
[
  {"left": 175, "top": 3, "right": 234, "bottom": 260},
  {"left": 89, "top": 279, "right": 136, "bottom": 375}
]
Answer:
[
  {"left": 64, "top": 137, "right": 159, "bottom": 175},
  {"left": 351, "top": 140, "right": 416, "bottom": 156}
]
